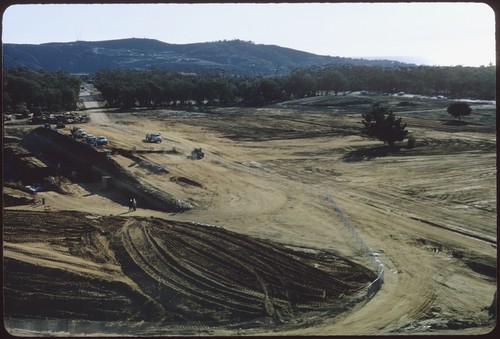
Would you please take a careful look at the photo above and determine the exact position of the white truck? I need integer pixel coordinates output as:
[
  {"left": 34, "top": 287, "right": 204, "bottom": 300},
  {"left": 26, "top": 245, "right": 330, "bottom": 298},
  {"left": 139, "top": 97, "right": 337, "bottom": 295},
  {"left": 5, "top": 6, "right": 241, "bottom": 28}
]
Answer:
[{"left": 145, "top": 133, "right": 162, "bottom": 143}]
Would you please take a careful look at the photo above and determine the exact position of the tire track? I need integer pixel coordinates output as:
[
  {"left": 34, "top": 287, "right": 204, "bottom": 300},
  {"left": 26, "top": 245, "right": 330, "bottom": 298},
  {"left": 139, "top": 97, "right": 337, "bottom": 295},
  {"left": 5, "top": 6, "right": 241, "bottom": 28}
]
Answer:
[
  {"left": 181, "top": 223, "right": 369, "bottom": 294},
  {"left": 150, "top": 227, "right": 267, "bottom": 303},
  {"left": 167, "top": 222, "right": 374, "bottom": 310},
  {"left": 117, "top": 221, "right": 267, "bottom": 318},
  {"left": 142, "top": 224, "right": 265, "bottom": 314},
  {"left": 110, "top": 217, "right": 376, "bottom": 322}
]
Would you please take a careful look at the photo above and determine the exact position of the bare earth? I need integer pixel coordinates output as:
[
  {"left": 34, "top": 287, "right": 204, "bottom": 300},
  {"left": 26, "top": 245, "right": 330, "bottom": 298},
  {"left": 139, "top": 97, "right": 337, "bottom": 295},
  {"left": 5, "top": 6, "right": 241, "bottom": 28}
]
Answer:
[{"left": 3, "top": 94, "right": 496, "bottom": 336}]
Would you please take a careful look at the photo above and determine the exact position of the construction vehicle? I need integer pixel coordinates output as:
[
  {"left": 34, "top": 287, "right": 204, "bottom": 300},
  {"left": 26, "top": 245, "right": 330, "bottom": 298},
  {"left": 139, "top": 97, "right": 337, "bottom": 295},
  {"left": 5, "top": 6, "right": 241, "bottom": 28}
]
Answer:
[
  {"left": 191, "top": 148, "right": 204, "bottom": 160},
  {"left": 145, "top": 133, "right": 162, "bottom": 143}
]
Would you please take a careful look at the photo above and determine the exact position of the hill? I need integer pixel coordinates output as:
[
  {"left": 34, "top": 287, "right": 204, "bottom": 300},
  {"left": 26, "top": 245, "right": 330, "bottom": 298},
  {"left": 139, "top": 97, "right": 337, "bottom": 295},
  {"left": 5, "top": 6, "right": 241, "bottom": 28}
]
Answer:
[{"left": 3, "top": 38, "right": 410, "bottom": 75}]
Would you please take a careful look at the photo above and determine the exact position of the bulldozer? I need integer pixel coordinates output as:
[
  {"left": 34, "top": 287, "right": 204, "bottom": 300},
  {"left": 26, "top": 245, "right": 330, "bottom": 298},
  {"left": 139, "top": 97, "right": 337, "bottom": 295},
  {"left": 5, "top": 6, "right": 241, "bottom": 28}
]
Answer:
[{"left": 191, "top": 148, "right": 204, "bottom": 160}]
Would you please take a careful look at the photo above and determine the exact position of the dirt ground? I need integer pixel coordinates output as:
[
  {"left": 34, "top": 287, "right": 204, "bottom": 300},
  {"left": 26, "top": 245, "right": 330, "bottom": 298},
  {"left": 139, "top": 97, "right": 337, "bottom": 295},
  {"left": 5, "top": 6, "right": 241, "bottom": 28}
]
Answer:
[{"left": 3, "top": 93, "right": 496, "bottom": 335}]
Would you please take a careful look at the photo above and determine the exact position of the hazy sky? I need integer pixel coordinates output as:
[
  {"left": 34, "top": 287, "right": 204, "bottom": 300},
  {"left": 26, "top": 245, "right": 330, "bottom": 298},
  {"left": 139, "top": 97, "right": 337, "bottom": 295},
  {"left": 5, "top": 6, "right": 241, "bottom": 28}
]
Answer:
[{"left": 2, "top": 2, "right": 496, "bottom": 67}]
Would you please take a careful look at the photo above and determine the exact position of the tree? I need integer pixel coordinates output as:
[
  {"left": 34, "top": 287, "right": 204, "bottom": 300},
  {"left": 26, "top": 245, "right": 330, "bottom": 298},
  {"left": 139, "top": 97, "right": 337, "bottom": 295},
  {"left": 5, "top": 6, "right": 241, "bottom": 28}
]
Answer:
[
  {"left": 317, "top": 68, "right": 346, "bottom": 95},
  {"left": 447, "top": 102, "right": 472, "bottom": 122},
  {"left": 258, "top": 78, "right": 282, "bottom": 102},
  {"left": 285, "top": 70, "right": 317, "bottom": 98},
  {"left": 3, "top": 67, "right": 80, "bottom": 112},
  {"left": 361, "top": 104, "right": 408, "bottom": 146}
]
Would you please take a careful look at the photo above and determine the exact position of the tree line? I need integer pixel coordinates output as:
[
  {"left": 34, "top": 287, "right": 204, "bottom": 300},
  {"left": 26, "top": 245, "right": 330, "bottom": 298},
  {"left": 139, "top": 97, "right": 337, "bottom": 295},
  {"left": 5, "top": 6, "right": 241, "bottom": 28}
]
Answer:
[
  {"left": 93, "top": 64, "right": 495, "bottom": 108},
  {"left": 3, "top": 63, "right": 495, "bottom": 112},
  {"left": 3, "top": 67, "right": 81, "bottom": 113},
  {"left": 314, "top": 64, "right": 495, "bottom": 100}
]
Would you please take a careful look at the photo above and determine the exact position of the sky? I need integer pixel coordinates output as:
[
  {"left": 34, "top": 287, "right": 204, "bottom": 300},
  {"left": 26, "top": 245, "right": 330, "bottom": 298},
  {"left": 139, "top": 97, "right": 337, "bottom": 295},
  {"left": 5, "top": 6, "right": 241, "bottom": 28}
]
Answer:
[{"left": 1, "top": 2, "right": 496, "bottom": 67}]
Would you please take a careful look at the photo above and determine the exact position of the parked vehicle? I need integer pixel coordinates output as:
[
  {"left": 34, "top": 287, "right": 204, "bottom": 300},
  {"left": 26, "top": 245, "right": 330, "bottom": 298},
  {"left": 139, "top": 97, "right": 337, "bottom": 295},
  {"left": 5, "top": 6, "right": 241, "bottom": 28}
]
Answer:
[
  {"left": 73, "top": 129, "right": 87, "bottom": 138},
  {"left": 85, "top": 135, "right": 97, "bottom": 147},
  {"left": 145, "top": 133, "right": 162, "bottom": 143},
  {"left": 95, "top": 136, "right": 108, "bottom": 145}
]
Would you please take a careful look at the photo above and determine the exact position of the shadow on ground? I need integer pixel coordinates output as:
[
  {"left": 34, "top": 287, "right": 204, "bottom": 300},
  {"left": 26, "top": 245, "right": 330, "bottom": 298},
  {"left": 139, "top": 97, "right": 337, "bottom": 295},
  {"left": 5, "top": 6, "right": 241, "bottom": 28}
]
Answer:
[{"left": 342, "top": 145, "right": 406, "bottom": 162}]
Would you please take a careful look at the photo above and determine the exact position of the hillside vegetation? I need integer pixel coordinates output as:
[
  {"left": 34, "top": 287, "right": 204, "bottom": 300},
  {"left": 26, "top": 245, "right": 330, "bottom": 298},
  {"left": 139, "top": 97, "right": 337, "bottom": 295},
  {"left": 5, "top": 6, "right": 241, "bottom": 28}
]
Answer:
[{"left": 4, "top": 38, "right": 400, "bottom": 75}]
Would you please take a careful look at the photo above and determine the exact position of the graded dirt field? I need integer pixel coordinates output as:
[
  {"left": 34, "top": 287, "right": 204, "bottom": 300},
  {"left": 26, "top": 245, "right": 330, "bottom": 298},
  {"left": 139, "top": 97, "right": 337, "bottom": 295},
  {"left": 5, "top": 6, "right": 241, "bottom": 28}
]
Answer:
[{"left": 3, "top": 93, "right": 496, "bottom": 336}]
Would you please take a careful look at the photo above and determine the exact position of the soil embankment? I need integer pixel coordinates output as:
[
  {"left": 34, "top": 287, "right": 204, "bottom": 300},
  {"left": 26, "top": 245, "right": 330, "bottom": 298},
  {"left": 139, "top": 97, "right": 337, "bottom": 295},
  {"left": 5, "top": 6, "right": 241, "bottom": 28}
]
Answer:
[
  {"left": 4, "top": 209, "right": 377, "bottom": 326},
  {"left": 20, "top": 127, "right": 191, "bottom": 212}
]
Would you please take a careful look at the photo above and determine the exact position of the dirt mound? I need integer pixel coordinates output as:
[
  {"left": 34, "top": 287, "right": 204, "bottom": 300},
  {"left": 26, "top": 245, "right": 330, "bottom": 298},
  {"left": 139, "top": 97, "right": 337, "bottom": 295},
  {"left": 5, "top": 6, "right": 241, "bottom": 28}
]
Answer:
[
  {"left": 20, "top": 127, "right": 191, "bottom": 212},
  {"left": 3, "top": 185, "right": 38, "bottom": 207},
  {"left": 3, "top": 210, "right": 377, "bottom": 325}
]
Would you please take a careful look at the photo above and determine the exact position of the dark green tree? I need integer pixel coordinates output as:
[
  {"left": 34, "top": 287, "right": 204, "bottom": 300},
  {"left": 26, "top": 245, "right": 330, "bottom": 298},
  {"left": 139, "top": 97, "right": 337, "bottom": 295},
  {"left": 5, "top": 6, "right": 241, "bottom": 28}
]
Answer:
[
  {"left": 361, "top": 104, "right": 408, "bottom": 146},
  {"left": 317, "top": 68, "right": 346, "bottom": 95},
  {"left": 447, "top": 102, "right": 472, "bottom": 122},
  {"left": 3, "top": 67, "right": 80, "bottom": 111},
  {"left": 258, "top": 78, "right": 282, "bottom": 102},
  {"left": 285, "top": 69, "right": 317, "bottom": 98},
  {"left": 237, "top": 79, "right": 262, "bottom": 105}
]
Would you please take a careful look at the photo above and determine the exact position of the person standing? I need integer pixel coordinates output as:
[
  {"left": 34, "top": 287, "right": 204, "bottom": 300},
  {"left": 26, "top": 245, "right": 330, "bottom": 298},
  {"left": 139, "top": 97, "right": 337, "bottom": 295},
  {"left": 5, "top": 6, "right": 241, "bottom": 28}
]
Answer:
[
  {"left": 132, "top": 198, "right": 137, "bottom": 211},
  {"left": 128, "top": 198, "right": 133, "bottom": 212}
]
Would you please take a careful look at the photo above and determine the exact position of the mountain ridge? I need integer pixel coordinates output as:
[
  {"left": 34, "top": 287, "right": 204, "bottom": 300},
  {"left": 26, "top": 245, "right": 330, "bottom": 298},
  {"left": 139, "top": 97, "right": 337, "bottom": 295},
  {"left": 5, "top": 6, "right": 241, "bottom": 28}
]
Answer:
[{"left": 3, "top": 38, "right": 412, "bottom": 75}]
